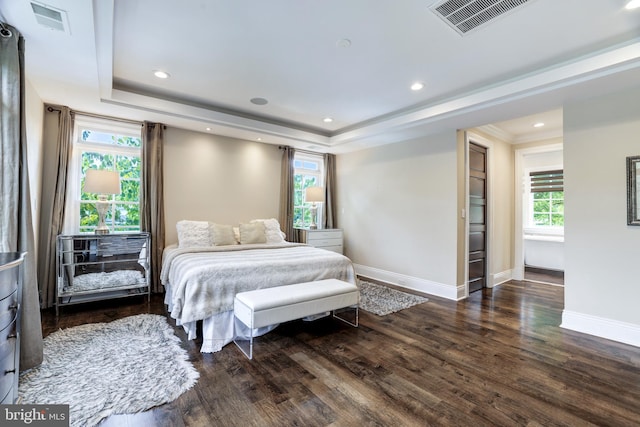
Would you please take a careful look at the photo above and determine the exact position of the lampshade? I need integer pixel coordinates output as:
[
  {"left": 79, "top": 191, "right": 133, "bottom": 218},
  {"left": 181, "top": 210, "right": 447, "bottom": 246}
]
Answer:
[
  {"left": 305, "top": 186, "right": 324, "bottom": 203},
  {"left": 84, "top": 169, "right": 120, "bottom": 195}
]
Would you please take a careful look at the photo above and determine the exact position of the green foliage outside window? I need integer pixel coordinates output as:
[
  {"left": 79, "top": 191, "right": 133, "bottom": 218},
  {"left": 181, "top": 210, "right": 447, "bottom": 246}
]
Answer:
[
  {"left": 79, "top": 132, "right": 141, "bottom": 233},
  {"left": 292, "top": 155, "right": 323, "bottom": 228},
  {"left": 293, "top": 174, "right": 319, "bottom": 228},
  {"left": 532, "top": 191, "right": 564, "bottom": 226}
]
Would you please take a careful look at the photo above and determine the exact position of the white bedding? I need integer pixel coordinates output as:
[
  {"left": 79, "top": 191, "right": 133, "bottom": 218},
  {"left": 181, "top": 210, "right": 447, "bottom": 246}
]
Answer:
[{"left": 160, "top": 242, "right": 356, "bottom": 352}]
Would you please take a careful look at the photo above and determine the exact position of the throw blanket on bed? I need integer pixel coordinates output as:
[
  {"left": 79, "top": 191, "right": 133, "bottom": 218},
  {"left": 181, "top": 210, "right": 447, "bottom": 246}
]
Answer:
[{"left": 161, "top": 243, "right": 356, "bottom": 324}]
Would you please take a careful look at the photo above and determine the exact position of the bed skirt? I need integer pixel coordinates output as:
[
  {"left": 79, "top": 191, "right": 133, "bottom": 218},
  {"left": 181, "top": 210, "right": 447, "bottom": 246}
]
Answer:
[{"left": 164, "top": 283, "right": 276, "bottom": 352}]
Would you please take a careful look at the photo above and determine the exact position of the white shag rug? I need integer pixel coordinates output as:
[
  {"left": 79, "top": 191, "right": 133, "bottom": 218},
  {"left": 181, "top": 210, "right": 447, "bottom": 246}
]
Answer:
[
  {"left": 359, "top": 281, "right": 428, "bottom": 316},
  {"left": 70, "top": 270, "right": 145, "bottom": 291},
  {"left": 19, "top": 314, "right": 199, "bottom": 427}
]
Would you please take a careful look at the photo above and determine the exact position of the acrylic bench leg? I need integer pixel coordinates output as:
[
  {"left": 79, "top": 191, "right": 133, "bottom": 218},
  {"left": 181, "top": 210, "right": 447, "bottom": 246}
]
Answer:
[{"left": 333, "top": 305, "right": 358, "bottom": 327}]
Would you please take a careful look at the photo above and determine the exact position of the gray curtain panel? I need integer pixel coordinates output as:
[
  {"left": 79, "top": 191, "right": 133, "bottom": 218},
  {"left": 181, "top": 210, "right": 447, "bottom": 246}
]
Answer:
[
  {"left": 279, "top": 146, "right": 300, "bottom": 242},
  {"left": 323, "top": 153, "right": 337, "bottom": 229},
  {"left": 140, "top": 122, "right": 165, "bottom": 293},
  {"left": 37, "top": 106, "right": 73, "bottom": 309},
  {"left": 0, "top": 23, "right": 44, "bottom": 370}
]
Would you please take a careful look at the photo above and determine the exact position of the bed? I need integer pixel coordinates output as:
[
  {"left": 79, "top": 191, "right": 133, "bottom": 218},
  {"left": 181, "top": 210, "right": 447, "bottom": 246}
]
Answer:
[{"left": 160, "top": 224, "right": 356, "bottom": 352}]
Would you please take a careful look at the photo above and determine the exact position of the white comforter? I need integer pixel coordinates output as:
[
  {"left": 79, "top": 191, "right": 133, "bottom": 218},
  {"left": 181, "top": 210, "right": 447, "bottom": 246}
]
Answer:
[{"left": 161, "top": 243, "right": 356, "bottom": 325}]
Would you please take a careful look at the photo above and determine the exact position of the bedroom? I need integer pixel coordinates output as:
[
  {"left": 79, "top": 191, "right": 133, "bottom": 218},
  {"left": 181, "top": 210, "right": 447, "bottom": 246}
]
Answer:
[{"left": 2, "top": 0, "right": 640, "bottom": 425}]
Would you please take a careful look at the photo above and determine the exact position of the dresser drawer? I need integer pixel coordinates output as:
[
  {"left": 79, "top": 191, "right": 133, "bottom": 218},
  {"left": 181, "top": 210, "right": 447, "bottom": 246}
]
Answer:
[
  {"left": 307, "top": 238, "right": 342, "bottom": 247},
  {"left": 0, "top": 266, "right": 17, "bottom": 301},
  {"left": 0, "top": 290, "right": 18, "bottom": 332},
  {"left": 0, "top": 318, "right": 17, "bottom": 404},
  {"left": 320, "top": 245, "right": 343, "bottom": 254},
  {"left": 0, "top": 386, "right": 13, "bottom": 404},
  {"left": 306, "top": 230, "right": 342, "bottom": 240}
]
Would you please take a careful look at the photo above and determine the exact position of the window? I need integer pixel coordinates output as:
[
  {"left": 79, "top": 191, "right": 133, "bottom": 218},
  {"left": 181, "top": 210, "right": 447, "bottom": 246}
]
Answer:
[
  {"left": 529, "top": 170, "right": 564, "bottom": 228},
  {"left": 65, "top": 118, "right": 142, "bottom": 233},
  {"left": 293, "top": 152, "right": 324, "bottom": 228}
]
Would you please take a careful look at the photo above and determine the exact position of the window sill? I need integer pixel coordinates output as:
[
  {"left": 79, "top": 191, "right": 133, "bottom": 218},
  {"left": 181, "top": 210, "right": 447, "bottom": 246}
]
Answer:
[{"left": 524, "top": 227, "right": 564, "bottom": 242}]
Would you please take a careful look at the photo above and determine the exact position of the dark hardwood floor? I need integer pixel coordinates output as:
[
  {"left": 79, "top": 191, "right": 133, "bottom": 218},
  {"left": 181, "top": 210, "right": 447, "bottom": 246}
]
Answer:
[
  {"left": 40, "top": 281, "right": 640, "bottom": 426},
  {"left": 524, "top": 266, "right": 564, "bottom": 286}
]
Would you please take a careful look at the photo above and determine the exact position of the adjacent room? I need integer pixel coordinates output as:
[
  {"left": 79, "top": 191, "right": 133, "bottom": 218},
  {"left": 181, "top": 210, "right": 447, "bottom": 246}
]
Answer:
[{"left": 1, "top": 0, "right": 639, "bottom": 426}]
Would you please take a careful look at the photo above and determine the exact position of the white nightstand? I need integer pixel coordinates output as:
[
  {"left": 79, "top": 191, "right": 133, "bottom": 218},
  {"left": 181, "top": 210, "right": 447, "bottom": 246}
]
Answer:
[{"left": 299, "top": 229, "right": 343, "bottom": 254}]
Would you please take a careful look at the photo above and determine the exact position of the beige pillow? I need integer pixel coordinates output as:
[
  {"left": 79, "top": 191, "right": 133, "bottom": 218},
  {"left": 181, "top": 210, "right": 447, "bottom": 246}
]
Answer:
[
  {"left": 209, "top": 223, "right": 237, "bottom": 246},
  {"left": 251, "top": 218, "right": 286, "bottom": 243},
  {"left": 239, "top": 222, "right": 266, "bottom": 244}
]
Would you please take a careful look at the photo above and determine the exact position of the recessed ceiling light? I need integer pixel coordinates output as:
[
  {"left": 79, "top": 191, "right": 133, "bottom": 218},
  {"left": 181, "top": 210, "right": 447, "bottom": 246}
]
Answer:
[
  {"left": 257, "top": 137, "right": 262, "bottom": 141},
  {"left": 153, "top": 70, "right": 170, "bottom": 79},
  {"left": 323, "top": 117, "right": 333, "bottom": 123},
  {"left": 625, "top": 0, "right": 640, "bottom": 10},
  {"left": 205, "top": 127, "right": 211, "bottom": 131},
  {"left": 533, "top": 122, "right": 545, "bottom": 128},
  {"left": 411, "top": 82, "right": 425, "bottom": 91},
  {"left": 250, "top": 97, "right": 268, "bottom": 105}
]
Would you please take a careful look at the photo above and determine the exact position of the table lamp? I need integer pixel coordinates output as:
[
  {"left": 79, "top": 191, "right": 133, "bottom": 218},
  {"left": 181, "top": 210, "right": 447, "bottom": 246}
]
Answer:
[
  {"left": 305, "top": 186, "right": 324, "bottom": 230},
  {"left": 84, "top": 169, "right": 120, "bottom": 234}
]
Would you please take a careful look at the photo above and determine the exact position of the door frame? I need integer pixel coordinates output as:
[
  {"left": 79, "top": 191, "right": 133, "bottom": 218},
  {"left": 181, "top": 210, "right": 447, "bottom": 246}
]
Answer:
[
  {"left": 463, "top": 131, "right": 494, "bottom": 297},
  {"left": 513, "top": 143, "right": 564, "bottom": 280}
]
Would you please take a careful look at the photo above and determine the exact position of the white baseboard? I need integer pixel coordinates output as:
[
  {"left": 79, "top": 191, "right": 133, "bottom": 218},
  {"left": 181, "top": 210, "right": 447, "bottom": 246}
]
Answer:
[
  {"left": 353, "top": 264, "right": 458, "bottom": 300},
  {"left": 561, "top": 310, "right": 640, "bottom": 348},
  {"left": 491, "top": 269, "right": 513, "bottom": 287},
  {"left": 512, "top": 266, "right": 524, "bottom": 281}
]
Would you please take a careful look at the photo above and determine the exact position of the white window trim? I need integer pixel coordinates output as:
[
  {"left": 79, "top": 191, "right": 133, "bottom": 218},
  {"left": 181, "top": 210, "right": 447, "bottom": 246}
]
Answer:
[
  {"left": 294, "top": 152, "right": 325, "bottom": 229},
  {"left": 63, "top": 117, "right": 142, "bottom": 234},
  {"left": 524, "top": 165, "right": 564, "bottom": 236}
]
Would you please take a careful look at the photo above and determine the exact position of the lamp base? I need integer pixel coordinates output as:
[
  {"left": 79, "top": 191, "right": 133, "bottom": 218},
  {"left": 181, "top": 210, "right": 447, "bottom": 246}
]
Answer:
[
  {"left": 95, "top": 197, "right": 110, "bottom": 235},
  {"left": 309, "top": 204, "right": 318, "bottom": 230}
]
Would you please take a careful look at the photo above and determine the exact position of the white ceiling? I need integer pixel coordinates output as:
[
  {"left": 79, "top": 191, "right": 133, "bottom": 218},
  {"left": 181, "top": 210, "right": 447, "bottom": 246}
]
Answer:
[{"left": 1, "top": 0, "right": 639, "bottom": 152}]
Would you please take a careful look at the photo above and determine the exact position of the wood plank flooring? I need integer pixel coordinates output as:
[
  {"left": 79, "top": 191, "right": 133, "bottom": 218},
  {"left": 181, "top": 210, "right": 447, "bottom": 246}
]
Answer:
[
  {"left": 40, "top": 281, "right": 640, "bottom": 426},
  {"left": 524, "top": 266, "right": 564, "bottom": 286}
]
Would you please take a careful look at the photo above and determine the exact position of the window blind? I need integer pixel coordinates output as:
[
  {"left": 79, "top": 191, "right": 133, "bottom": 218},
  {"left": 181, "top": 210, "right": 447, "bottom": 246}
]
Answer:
[{"left": 530, "top": 170, "right": 563, "bottom": 193}]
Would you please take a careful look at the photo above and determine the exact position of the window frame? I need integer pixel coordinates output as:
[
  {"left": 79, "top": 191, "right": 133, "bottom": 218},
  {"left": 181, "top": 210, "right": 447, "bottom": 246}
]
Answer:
[
  {"left": 68, "top": 117, "right": 142, "bottom": 234},
  {"left": 293, "top": 152, "right": 325, "bottom": 229},
  {"left": 524, "top": 167, "right": 564, "bottom": 236}
]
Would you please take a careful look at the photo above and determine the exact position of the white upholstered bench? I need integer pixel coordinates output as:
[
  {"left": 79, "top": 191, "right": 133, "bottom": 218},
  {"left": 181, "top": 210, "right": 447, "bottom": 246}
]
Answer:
[{"left": 233, "top": 278, "right": 359, "bottom": 359}]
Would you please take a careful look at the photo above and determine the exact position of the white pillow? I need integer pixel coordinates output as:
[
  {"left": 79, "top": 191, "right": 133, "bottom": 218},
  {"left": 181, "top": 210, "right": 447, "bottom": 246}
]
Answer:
[
  {"left": 176, "top": 220, "right": 211, "bottom": 248},
  {"left": 209, "top": 223, "right": 237, "bottom": 246},
  {"left": 239, "top": 222, "right": 267, "bottom": 244},
  {"left": 250, "top": 218, "right": 286, "bottom": 244}
]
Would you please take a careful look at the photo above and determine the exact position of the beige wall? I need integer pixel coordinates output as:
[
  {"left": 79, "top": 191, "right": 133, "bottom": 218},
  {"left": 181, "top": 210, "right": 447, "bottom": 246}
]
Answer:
[
  {"left": 488, "top": 134, "right": 515, "bottom": 281},
  {"left": 563, "top": 86, "right": 640, "bottom": 346},
  {"left": 336, "top": 131, "right": 459, "bottom": 298},
  {"left": 163, "top": 128, "right": 282, "bottom": 245}
]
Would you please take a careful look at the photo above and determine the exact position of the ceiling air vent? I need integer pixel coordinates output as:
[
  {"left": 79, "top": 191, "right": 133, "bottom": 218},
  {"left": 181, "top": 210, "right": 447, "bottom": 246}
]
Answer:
[
  {"left": 30, "top": 1, "right": 70, "bottom": 33},
  {"left": 431, "top": 0, "right": 532, "bottom": 35}
]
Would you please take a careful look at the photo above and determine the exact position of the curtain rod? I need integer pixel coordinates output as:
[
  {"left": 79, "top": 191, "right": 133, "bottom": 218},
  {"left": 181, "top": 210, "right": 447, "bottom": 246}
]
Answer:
[
  {"left": 278, "top": 145, "right": 326, "bottom": 156},
  {"left": 46, "top": 105, "right": 142, "bottom": 126},
  {"left": 0, "top": 21, "right": 13, "bottom": 38}
]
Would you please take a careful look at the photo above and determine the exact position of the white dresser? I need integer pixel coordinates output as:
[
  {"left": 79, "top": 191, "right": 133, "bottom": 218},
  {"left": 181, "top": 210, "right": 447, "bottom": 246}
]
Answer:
[{"left": 299, "top": 229, "right": 343, "bottom": 254}]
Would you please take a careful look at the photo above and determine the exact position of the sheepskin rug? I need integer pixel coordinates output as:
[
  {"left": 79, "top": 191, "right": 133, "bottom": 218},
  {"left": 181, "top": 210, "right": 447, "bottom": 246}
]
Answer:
[
  {"left": 19, "top": 314, "right": 199, "bottom": 427},
  {"left": 358, "top": 281, "right": 428, "bottom": 315}
]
